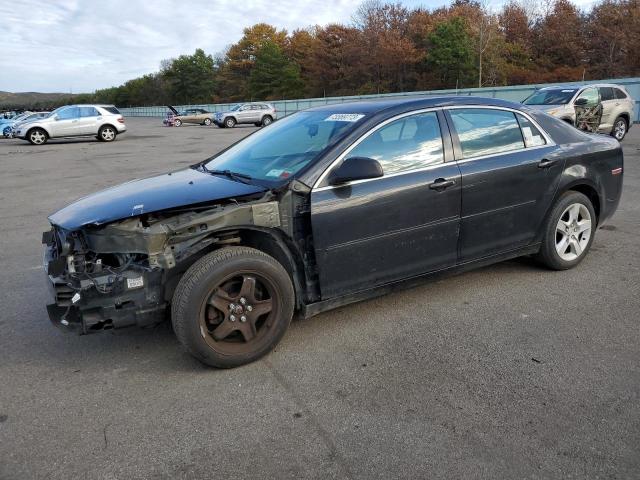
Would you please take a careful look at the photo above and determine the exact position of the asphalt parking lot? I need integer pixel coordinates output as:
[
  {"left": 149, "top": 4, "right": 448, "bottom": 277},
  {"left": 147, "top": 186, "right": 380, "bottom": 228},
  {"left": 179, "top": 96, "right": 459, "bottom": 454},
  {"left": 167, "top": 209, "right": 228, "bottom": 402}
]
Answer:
[{"left": 0, "top": 118, "right": 638, "bottom": 480}]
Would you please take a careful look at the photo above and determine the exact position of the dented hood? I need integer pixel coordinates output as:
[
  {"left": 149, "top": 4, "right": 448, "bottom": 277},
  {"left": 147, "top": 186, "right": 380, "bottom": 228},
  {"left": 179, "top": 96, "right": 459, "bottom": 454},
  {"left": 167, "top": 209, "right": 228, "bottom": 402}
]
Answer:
[{"left": 49, "top": 168, "right": 267, "bottom": 230}]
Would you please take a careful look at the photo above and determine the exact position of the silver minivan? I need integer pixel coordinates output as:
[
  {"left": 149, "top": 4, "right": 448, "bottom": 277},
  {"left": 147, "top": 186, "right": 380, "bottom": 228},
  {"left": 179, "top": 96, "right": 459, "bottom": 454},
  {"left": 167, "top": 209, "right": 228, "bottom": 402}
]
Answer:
[
  {"left": 523, "top": 83, "right": 635, "bottom": 140},
  {"left": 214, "top": 103, "right": 276, "bottom": 128}
]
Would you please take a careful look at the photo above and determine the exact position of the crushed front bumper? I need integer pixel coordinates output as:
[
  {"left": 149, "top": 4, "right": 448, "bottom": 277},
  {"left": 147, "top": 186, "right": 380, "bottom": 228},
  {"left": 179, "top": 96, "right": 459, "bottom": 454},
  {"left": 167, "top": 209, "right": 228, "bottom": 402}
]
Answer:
[{"left": 43, "top": 233, "right": 167, "bottom": 334}]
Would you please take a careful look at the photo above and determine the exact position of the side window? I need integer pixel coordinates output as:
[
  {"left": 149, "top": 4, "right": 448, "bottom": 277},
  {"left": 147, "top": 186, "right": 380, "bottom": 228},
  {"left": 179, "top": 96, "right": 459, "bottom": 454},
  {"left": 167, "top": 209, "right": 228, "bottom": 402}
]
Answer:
[
  {"left": 599, "top": 87, "right": 614, "bottom": 101},
  {"left": 614, "top": 88, "right": 628, "bottom": 100},
  {"left": 57, "top": 107, "right": 79, "bottom": 120},
  {"left": 576, "top": 88, "right": 599, "bottom": 107},
  {"left": 79, "top": 107, "right": 99, "bottom": 117},
  {"left": 516, "top": 114, "right": 547, "bottom": 147},
  {"left": 449, "top": 108, "right": 525, "bottom": 159},
  {"left": 348, "top": 112, "right": 444, "bottom": 175}
]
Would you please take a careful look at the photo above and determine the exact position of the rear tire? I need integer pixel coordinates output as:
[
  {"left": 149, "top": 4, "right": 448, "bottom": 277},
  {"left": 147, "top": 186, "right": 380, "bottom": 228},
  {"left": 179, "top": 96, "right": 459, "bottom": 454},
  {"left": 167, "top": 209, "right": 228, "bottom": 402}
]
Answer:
[
  {"left": 611, "top": 116, "right": 627, "bottom": 141},
  {"left": 203, "top": 118, "right": 212, "bottom": 126},
  {"left": 535, "top": 191, "right": 596, "bottom": 270},
  {"left": 172, "top": 247, "right": 294, "bottom": 368},
  {"left": 98, "top": 125, "right": 117, "bottom": 142},
  {"left": 261, "top": 116, "right": 273, "bottom": 127},
  {"left": 27, "top": 128, "right": 48, "bottom": 145}
]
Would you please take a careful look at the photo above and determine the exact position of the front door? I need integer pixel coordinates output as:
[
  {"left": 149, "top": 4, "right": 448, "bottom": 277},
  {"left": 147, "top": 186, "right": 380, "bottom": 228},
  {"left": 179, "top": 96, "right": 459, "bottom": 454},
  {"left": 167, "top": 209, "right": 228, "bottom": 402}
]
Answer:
[
  {"left": 50, "top": 106, "right": 80, "bottom": 136},
  {"left": 446, "top": 107, "right": 563, "bottom": 262},
  {"left": 311, "top": 110, "right": 461, "bottom": 299},
  {"left": 598, "top": 86, "right": 616, "bottom": 131}
]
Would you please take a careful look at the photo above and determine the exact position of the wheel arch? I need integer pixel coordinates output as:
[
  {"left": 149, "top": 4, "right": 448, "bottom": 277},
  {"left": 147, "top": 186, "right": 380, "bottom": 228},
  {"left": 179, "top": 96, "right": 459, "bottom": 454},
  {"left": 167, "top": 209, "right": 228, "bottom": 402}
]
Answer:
[
  {"left": 617, "top": 112, "right": 630, "bottom": 126},
  {"left": 26, "top": 125, "right": 50, "bottom": 138},
  {"left": 556, "top": 180, "right": 602, "bottom": 224},
  {"left": 165, "top": 227, "right": 309, "bottom": 310}
]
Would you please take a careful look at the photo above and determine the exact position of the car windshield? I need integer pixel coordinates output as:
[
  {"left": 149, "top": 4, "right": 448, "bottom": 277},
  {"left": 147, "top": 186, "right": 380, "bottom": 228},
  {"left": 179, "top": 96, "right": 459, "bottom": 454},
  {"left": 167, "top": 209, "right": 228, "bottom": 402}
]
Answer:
[
  {"left": 13, "top": 112, "right": 31, "bottom": 121},
  {"left": 230, "top": 105, "right": 242, "bottom": 111},
  {"left": 523, "top": 89, "right": 578, "bottom": 105},
  {"left": 203, "top": 110, "right": 366, "bottom": 185}
]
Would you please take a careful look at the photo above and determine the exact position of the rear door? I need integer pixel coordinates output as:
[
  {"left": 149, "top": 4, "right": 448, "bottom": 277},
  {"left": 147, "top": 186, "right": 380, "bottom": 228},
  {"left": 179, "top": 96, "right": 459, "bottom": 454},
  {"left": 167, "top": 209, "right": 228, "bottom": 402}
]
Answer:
[
  {"left": 310, "top": 110, "right": 461, "bottom": 298},
  {"left": 77, "top": 106, "right": 101, "bottom": 134},
  {"left": 598, "top": 86, "right": 616, "bottom": 131},
  {"left": 445, "top": 107, "right": 562, "bottom": 262}
]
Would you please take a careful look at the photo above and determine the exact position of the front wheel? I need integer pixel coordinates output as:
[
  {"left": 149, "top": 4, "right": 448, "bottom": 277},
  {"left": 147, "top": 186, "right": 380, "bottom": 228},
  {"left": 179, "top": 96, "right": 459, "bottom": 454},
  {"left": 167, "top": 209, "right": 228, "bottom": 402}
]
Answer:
[
  {"left": 171, "top": 247, "right": 295, "bottom": 368},
  {"left": 224, "top": 117, "right": 236, "bottom": 128},
  {"left": 174, "top": 119, "right": 182, "bottom": 127},
  {"left": 27, "top": 128, "right": 48, "bottom": 145},
  {"left": 611, "top": 116, "right": 627, "bottom": 141},
  {"left": 98, "top": 125, "right": 117, "bottom": 142},
  {"left": 536, "top": 191, "right": 596, "bottom": 270}
]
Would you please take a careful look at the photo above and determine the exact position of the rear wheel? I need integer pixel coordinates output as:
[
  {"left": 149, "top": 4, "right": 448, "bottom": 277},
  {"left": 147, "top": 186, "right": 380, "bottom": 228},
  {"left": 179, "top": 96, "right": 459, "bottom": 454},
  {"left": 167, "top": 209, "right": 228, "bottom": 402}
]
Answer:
[
  {"left": 98, "top": 125, "right": 117, "bottom": 142},
  {"left": 261, "top": 115, "right": 273, "bottom": 127},
  {"left": 203, "top": 118, "right": 212, "bottom": 126},
  {"left": 612, "top": 116, "right": 627, "bottom": 141},
  {"left": 27, "top": 128, "right": 48, "bottom": 145},
  {"left": 536, "top": 191, "right": 596, "bottom": 270},
  {"left": 224, "top": 117, "right": 236, "bottom": 128},
  {"left": 172, "top": 247, "right": 294, "bottom": 368}
]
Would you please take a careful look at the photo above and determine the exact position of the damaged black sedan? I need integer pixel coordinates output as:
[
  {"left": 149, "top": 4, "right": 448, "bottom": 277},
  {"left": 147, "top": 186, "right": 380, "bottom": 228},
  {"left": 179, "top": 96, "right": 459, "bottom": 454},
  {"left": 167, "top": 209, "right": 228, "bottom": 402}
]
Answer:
[{"left": 43, "top": 97, "right": 623, "bottom": 367}]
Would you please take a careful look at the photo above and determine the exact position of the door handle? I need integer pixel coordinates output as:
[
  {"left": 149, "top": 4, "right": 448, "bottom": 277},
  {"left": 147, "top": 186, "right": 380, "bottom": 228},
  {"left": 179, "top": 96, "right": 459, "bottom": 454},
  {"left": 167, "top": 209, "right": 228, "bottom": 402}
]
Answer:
[
  {"left": 538, "top": 158, "right": 556, "bottom": 169},
  {"left": 429, "top": 178, "right": 456, "bottom": 190}
]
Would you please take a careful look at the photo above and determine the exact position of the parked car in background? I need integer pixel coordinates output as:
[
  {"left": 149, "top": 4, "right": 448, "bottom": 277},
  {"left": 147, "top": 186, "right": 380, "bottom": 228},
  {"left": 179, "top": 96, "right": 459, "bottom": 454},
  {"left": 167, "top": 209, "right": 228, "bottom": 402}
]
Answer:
[
  {"left": 1, "top": 111, "right": 33, "bottom": 135},
  {"left": 2, "top": 111, "right": 49, "bottom": 137},
  {"left": 523, "top": 83, "right": 635, "bottom": 140},
  {"left": 167, "top": 106, "right": 214, "bottom": 126},
  {"left": 214, "top": 103, "right": 276, "bottom": 128},
  {"left": 42, "top": 97, "right": 622, "bottom": 368},
  {"left": 13, "top": 105, "right": 126, "bottom": 145}
]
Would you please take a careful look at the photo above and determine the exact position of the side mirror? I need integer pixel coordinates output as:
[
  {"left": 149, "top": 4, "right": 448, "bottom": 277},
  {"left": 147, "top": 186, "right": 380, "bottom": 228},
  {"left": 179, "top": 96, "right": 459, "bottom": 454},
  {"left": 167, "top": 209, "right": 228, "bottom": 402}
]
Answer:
[
  {"left": 574, "top": 97, "right": 588, "bottom": 106},
  {"left": 329, "top": 157, "right": 383, "bottom": 186},
  {"left": 53, "top": 115, "right": 60, "bottom": 121}
]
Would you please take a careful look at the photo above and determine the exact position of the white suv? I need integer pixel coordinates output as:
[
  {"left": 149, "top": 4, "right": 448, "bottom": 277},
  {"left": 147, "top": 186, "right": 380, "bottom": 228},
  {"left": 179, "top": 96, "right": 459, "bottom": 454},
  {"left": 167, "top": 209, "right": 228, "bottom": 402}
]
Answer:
[
  {"left": 523, "top": 84, "right": 635, "bottom": 140},
  {"left": 14, "top": 104, "right": 127, "bottom": 145}
]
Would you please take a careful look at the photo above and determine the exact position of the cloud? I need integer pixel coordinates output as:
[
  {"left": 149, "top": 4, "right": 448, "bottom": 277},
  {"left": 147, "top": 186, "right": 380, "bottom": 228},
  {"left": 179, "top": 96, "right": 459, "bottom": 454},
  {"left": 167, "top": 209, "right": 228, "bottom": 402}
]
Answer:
[{"left": 0, "top": 0, "right": 360, "bottom": 92}]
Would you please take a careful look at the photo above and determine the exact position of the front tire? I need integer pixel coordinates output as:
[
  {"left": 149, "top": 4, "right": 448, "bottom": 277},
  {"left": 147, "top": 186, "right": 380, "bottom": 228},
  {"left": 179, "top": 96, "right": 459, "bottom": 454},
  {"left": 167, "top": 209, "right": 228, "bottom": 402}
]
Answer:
[
  {"left": 612, "top": 116, "right": 627, "bottom": 141},
  {"left": 536, "top": 191, "right": 596, "bottom": 270},
  {"left": 174, "top": 119, "right": 182, "bottom": 127},
  {"left": 172, "top": 247, "right": 295, "bottom": 368},
  {"left": 224, "top": 117, "right": 236, "bottom": 128},
  {"left": 98, "top": 125, "right": 117, "bottom": 142},
  {"left": 27, "top": 128, "right": 48, "bottom": 145}
]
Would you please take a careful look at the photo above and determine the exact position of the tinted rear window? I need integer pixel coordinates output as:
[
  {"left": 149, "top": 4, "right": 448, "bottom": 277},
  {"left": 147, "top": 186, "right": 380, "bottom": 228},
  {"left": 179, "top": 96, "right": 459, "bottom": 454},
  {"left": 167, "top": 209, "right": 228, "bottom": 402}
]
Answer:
[
  {"left": 103, "top": 106, "right": 120, "bottom": 115},
  {"left": 599, "top": 87, "right": 614, "bottom": 101},
  {"left": 614, "top": 88, "right": 628, "bottom": 100}
]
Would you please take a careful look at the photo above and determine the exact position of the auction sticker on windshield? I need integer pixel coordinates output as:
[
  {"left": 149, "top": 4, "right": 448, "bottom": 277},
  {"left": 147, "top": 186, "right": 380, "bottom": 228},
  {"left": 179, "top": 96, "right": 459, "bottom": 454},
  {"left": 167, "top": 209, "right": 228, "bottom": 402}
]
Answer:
[{"left": 324, "top": 114, "right": 365, "bottom": 122}]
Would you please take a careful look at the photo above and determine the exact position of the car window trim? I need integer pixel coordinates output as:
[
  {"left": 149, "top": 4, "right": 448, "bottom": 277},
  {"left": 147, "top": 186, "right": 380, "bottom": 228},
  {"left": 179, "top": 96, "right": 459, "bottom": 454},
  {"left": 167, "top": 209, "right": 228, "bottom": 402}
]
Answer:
[
  {"left": 443, "top": 105, "right": 555, "bottom": 163},
  {"left": 312, "top": 107, "right": 448, "bottom": 191}
]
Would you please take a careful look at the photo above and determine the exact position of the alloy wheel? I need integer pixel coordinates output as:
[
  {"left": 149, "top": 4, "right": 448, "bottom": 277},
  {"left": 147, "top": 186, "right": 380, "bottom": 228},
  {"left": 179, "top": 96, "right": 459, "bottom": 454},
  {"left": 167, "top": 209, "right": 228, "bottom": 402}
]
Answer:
[
  {"left": 199, "top": 272, "right": 277, "bottom": 354},
  {"left": 101, "top": 127, "right": 115, "bottom": 141},
  {"left": 30, "top": 130, "right": 46, "bottom": 144},
  {"left": 614, "top": 119, "right": 626, "bottom": 140},
  {"left": 555, "top": 203, "right": 592, "bottom": 261}
]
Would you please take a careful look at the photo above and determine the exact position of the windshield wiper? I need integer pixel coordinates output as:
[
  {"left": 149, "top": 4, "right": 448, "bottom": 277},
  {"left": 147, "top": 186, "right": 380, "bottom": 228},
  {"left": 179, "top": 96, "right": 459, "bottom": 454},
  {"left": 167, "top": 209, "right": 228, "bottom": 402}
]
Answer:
[{"left": 197, "top": 164, "right": 253, "bottom": 184}]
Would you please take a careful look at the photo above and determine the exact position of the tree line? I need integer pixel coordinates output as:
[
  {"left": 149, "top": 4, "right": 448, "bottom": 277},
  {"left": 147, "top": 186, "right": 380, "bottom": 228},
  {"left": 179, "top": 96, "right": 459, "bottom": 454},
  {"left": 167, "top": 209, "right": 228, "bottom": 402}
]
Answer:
[{"left": 21, "top": 0, "right": 640, "bottom": 109}]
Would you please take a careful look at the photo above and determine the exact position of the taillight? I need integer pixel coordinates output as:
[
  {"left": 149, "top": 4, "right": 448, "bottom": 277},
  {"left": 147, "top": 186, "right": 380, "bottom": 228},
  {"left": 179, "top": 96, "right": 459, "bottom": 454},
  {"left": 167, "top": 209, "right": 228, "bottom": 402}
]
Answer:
[{"left": 117, "top": 117, "right": 125, "bottom": 123}]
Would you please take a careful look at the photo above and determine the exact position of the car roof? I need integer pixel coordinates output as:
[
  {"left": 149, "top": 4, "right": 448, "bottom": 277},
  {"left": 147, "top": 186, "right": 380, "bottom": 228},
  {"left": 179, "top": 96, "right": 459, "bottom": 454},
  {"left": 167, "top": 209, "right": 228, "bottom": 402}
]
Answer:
[
  {"left": 306, "top": 96, "right": 528, "bottom": 114},
  {"left": 538, "top": 83, "right": 625, "bottom": 90}
]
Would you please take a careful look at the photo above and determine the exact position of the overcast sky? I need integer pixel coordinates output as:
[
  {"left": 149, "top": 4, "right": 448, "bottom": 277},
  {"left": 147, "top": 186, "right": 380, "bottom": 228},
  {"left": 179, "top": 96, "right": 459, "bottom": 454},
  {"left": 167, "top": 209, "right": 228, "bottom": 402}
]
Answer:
[{"left": 0, "top": 0, "right": 595, "bottom": 93}]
